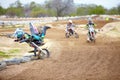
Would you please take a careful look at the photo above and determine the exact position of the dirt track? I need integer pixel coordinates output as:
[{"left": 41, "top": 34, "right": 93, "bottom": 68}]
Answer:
[{"left": 0, "top": 23, "right": 120, "bottom": 80}]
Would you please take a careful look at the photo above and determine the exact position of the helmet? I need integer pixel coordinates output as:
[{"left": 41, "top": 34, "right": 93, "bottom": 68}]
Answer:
[
  {"left": 88, "top": 17, "right": 92, "bottom": 21},
  {"left": 68, "top": 20, "right": 72, "bottom": 23},
  {"left": 88, "top": 17, "right": 93, "bottom": 23}
]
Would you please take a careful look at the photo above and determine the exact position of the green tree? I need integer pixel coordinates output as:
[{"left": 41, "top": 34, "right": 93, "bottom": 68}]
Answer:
[
  {"left": 6, "top": 0, "right": 24, "bottom": 17},
  {"left": 28, "top": 1, "right": 49, "bottom": 17},
  {"left": 89, "top": 5, "right": 105, "bottom": 15},
  {"left": 0, "top": 6, "right": 6, "bottom": 15},
  {"left": 107, "top": 7, "right": 118, "bottom": 15},
  {"left": 117, "top": 4, "right": 120, "bottom": 14},
  {"left": 31, "top": 6, "right": 47, "bottom": 17},
  {"left": 45, "top": 0, "right": 75, "bottom": 20},
  {"left": 76, "top": 4, "right": 106, "bottom": 15},
  {"left": 76, "top": 4, "right": 89, "bottom": 15}
]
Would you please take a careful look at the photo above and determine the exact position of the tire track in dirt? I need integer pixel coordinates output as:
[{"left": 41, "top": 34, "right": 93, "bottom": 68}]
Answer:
[{"left": 42, "top": 39, "right": 63, "bottom": 60}]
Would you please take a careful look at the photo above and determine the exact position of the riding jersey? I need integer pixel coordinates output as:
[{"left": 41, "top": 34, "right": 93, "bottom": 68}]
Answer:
[
  {"left": 86, "top": 23, "right": 95, "bottom": 32},
  {"left": 66, "top": 23, "right": 75, "bottom": 32}
]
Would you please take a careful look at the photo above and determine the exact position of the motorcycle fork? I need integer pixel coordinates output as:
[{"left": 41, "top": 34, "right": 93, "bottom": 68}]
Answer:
[{"left": 31, "top": 42, "right": 43, "bottom": 59}]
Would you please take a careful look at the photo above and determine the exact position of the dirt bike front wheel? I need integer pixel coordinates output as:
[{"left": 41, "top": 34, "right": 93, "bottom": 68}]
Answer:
[
  {"left": 74, "top": 33, "right": 79, "bottom": 38},
  {"left": 89, "top": 37, "right": 96, "bottom": 43},
  {"left": 65, "top": 33, "right": 70, "bottom": 38},
  {"left": 40, "top": 49, "right": 50, "bottom": 59}
]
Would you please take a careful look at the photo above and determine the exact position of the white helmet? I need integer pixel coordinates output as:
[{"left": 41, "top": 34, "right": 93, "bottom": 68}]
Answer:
[
  {"left": 88, "top": 17, "right": 93, "bottom": 23},
  {"left": 88, "top": 17, "right": 92, "bottom": 21},
  {"left": 68, "top": 20, "right": 72, "bottom": 23}
]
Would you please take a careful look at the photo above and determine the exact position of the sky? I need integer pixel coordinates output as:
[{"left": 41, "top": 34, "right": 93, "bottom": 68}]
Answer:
[{"left": 0, "top": 0, "right": 120, "bottom": 9}]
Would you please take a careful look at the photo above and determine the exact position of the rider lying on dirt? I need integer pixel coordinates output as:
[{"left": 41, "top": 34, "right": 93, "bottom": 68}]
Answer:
[{"left": 66, "top": 20, "right": 75, "bottom": 34}]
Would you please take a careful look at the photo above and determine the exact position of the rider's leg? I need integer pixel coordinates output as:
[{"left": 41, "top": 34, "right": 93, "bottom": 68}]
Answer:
[
  {"left": 87, "top": 32, "right": 90, "bottom": 41},
  {"left": 70, "top": 29, "right": 74, "bottom": 34},
  {"left": 34, "top": 47, "right": 37, "bottom": 56}
]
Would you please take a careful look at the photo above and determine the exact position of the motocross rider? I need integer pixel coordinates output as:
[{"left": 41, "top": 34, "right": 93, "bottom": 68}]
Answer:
[
  {"left": 86, "top": 18, "right": 96, "bottom": 41},
  {"left": 66, "top": 20, "right": 75, "bottom": 34}
]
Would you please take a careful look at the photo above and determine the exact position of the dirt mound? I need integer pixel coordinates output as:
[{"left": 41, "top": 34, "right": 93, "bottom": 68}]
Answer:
[{"left": 100, "top": 22, "right": 120, "bottom": 37}]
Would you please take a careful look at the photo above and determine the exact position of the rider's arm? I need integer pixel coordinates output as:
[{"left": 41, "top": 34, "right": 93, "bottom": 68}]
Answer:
[
  {"left": 20, "top": 38, "right": 28, "bottom": 43},
  {"left": 13, "top": 30, "right": 18, "bottom": 38},
  {"left": 71, "top": 24, "right": 75, "bottom": 31},
  {"left": 85, "top": 24, "right": 89, "bottom": 29},
  {"left": 20, "top": 34, "right": 30, "bottom": 43},
  {"left": 94, "top": 24, "right": 97, "bottom": 27},
  {"left": 65, "top": 24, "right": 69, "bottom": 32}
]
